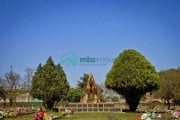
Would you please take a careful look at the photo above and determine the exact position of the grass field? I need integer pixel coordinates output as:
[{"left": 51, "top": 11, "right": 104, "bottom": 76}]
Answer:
[
  {"left": 4, "top": 112, "right": 173, "bottom": 120},
  {"left": 62, "top": 112, "right": 140, "bottom": 120},
  {"left": 5, "top": 112, "right": 139, "bottom": 120}
]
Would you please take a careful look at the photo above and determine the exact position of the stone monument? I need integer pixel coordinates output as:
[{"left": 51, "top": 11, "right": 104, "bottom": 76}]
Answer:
[
  {"left": 64, "top": 74, "right": 121, "bottom": 112},
  {"left": 80, "top": 74, "right": 100, "bottom": 103}
]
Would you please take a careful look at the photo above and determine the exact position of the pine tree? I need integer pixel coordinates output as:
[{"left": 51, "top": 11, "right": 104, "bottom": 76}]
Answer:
[{"left": 30, "top": 56, "right": 69, "bottom": 109}]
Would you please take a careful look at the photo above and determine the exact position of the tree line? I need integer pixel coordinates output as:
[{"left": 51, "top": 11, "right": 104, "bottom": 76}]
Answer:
[{"left": 0, "top": 49, "right": 180, "bottom": 112}]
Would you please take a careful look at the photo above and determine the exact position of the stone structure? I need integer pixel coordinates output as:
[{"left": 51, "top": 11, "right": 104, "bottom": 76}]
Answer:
[
  {"left": 57, "top": 74, "right": 122, "bottom": 113},
  {"left": 65, "top": 103, "right": 122, "bottom": 112},
  {"left": 80, "top": 74, "right": 100, "bottom": 103}
]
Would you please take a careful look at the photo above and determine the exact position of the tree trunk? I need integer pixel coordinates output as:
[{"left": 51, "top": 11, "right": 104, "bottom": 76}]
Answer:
[
  {"left": 43, "top": 102, "right": 47, "bottom": 109},
  {"left": 45, "top": 101, "right": 54, "bottom": 110},
  {"left": 9, "top": 98, "right": 13, "bottom": 107},
  {"left": 3, "top": 98, "right": 6, "bottom": 108},
  {"left": 3, "top": 101, "right": 6, "bottom": 108},
  {"left": 167, "top": 99, "right": 171, "bottom": 109},
  {"left": 124, "top": 93, "right": 142, "bottom": 112}
]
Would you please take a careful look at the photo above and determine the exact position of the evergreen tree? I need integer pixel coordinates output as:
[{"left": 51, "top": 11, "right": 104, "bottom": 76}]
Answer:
[{"left": 30, "top": 56, "right": 69, "bottom": 109}]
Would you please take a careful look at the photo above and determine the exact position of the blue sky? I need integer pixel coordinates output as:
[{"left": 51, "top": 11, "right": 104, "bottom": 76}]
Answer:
[{"left": 0, "top": 0, "right": 180, "bottom": 87}]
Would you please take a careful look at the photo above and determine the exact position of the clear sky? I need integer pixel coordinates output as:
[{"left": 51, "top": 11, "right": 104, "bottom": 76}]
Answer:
[{"left": 0, "top": 0, "right": 180, "bottom": 87}]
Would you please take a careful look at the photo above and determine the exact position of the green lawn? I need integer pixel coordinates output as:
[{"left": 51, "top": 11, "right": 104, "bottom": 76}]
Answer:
[
  {"left": 5, "top": 112, "right": 172, "bottom": 120},
  {"left": 5, "top": 112, "right": 139, "bottom": 120},
  {"left": 62, "top": 112, "right": 140, "bottom": 120}
]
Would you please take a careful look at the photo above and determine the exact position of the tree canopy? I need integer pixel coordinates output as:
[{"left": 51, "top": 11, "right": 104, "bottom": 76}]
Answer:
[
  {"left": 66, "top": 87, "right": 83, "bottom": 102},
  {"left": 157, "top": 68, "right": 180, "bottom": 108},
  {"left": 77, "top": 73, "right": 89, "bottom": 89},
  {"left": 30, "top": 56, "right": 69, "bottom": 109},
  {"left": 105, "top": 49, "right": 159, "bottom": 111}
]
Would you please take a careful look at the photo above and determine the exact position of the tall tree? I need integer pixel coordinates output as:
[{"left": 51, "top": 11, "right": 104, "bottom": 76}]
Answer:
[
  {"left": 157, "top": 68, "right": 180, "bottom": 109},
  {"left": 105, "top": 49, "right": 159, "bottom": 111},
  {"left": 30, "top": 56, "right": 69, "bottom": 109},
  {"left": 25, "top": 68, "right": 34, "bottom": 103},
  {"left": 4, "top": 66, "right": 21, "bottom": 107}
]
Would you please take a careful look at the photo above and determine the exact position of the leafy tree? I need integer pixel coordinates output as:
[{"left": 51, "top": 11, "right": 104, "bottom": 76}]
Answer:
[
  {"left": 157, "top": 68, "right": 180, "bottom": 109},
  {"left": 66, "top": 87, "right": 83, "bottom": 102},
  {"left": 105, "top": 49, "right": 159, "bottom": 111},
  {"left": 30, "top": 56, "right": 69, "bottom": 109},
  {"left": 77, "top": 73, "right": 89, "bottom": 89}
]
